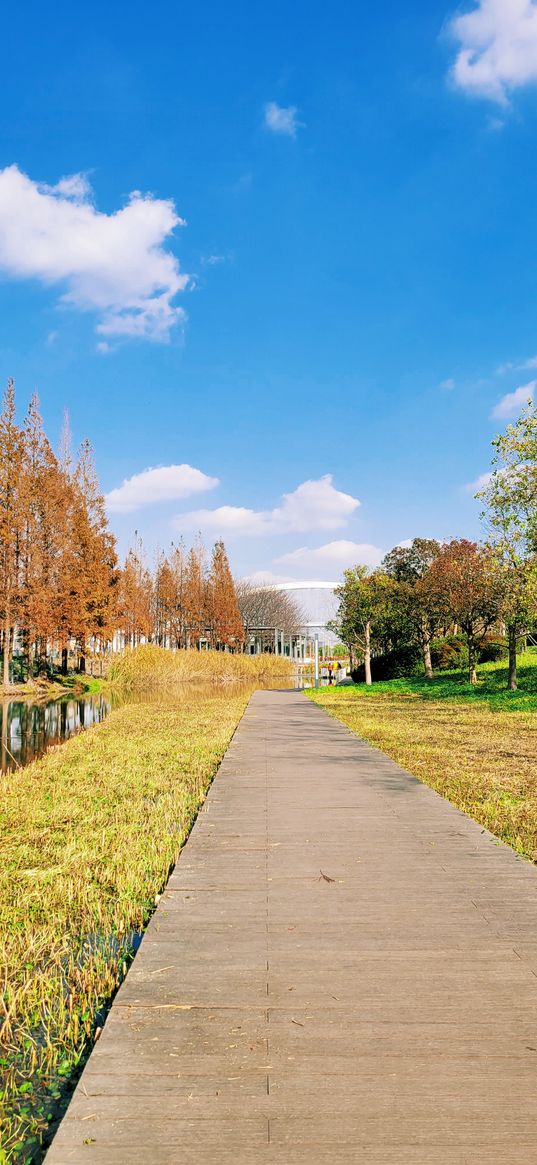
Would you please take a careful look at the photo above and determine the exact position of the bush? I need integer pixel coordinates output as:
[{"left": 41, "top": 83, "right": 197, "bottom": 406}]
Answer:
[
  {"left": 430, "top": 635, "right": 468, "bottom": 672},
  {"left": 351, "top": 644, "right": 422, "bottom": 683},
  {"left": 478, "top": 638, "right": 508, "bottom": 663}
]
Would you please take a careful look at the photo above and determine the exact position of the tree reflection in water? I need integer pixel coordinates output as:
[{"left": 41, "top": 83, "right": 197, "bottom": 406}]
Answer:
[{"left": 0, "top": 694, "right": 112, "bottom": 773}]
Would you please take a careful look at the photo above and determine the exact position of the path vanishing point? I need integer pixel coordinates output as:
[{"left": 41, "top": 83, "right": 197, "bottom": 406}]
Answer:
[{"left": 46, "top": 689, "right": 537, "bottom": 1163}]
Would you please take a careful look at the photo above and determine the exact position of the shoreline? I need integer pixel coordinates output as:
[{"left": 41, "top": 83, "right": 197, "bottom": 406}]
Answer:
[{"left": 0, "top": 675, "right": 104, "bottom": 701}]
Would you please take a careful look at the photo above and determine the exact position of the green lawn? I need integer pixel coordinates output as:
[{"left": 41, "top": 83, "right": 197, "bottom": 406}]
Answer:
[{"left": 342, "top": 649, "right": 537, "bottom": 712}]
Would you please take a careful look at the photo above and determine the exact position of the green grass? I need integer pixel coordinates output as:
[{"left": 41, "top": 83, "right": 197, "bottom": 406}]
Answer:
[
  {"left": 307, "top": 652, "right": 537, "bottom": 864},
  {"left": 344, "top": 649, "right": 537, "bottom": 712},
  {"left": 0, "top": 674, "right": 103, "bottom": 701},
  {"left": 0, "top": 686, "right": 251, "bottom": 1163}
]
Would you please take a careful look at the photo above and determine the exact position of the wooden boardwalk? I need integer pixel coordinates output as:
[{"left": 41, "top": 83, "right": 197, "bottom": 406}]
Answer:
[{"left": 46, "top": 689, "right": 537, "bottom": 1164}]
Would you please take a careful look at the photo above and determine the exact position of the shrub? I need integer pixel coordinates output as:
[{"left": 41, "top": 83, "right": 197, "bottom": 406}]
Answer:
[
  {"left": 478, "top": 638, "right": 508, "bottom": 663},
  {"left": 430, "top": 635, "right": 468, "bottom": 672},
  {"left": 351, "top": 644, "right": 422, "bottom": 683}
]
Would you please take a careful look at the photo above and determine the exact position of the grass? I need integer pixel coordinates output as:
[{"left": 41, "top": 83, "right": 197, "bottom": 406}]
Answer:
[
  {"left": 0, "top": 674, "right": 103, "bottom": 701},
  {"left": 0, "top": 685, "right": 252, "bottom": 1163},
  {"left": 346, "top": 649, "right": 537, "bottom": 713},
  {"left": 108, "top": 644, "right": 294, "bottom": 689},
  {"left": 307, "top": 652, "right": 537, "bottom": 862}
]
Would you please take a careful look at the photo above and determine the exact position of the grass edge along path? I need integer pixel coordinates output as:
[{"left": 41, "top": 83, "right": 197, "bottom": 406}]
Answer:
[
  {"left": 0, "top": 687, "right": 251, "bottom": 1164},
  {"left": 307, "top": 669, "right": 537, "bottom": 863}
]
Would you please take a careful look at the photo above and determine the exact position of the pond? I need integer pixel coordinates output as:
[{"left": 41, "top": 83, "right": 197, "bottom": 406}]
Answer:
[{"left": 0, "top": 693, "right": 113, "bottom": 774}]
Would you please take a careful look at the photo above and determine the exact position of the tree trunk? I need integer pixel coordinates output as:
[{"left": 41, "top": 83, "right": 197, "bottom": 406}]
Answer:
[
  {"left": 422, "top": 633, "right": 433, "bottom": 680},
  {"left": 364, "top": 621, "right": 372, "bottom": 686},
  {"left": 507, "top": 624, "right": 517, "bottom": 691},
  {"left": 468, "top": 642, "right": 477, "bottom": 685},
  {"left": 2, "top": 613, "right": 11, "bottom": 687},
  {"left": 61, "top": 647, "right": 68, "bottom": 675},
  {"left": 37, "top": 639, "right": 48, "bottom": 677}
]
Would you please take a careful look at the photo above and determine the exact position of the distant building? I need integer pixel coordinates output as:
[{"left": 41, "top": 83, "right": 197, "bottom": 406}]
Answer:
[
  {"left": 272, "top": 581, "right": 341, "bottom": 648},
  {"left": 244, "top": 580, "right": 341, "bottom": 657}
]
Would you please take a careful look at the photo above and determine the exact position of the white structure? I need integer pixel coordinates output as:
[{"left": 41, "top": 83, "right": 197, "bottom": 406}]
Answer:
[{"left": 266, "top": 581, "right": 341, "bottom": 650}]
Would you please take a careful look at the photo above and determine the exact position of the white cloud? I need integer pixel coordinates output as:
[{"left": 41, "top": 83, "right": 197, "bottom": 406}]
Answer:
[
  {"left": 264, "top": 102, "right": 301, "bottom": 137},
  {"left": 448, "top": 0, "right": 537, "bottom": 104},
  {"left": 521, "top": 354, "right": 537, "bottom": 368},
  {"left": 0, "top": 165, "right": 188, "bottom": 341},
  {"left": 276, "top": 540, "right": 384, "bottom": 571},
  {"left": 106, "top": 464, "right": 219, "bottom": 514},
  {"left": 439, "top": 377, "right": 456, "bottom": 390},
  {"left": 245, "top": 570, "right": 296, "bottom": 585},
  {"left": 491, "top": 380, "right": 535, "bottom": 418},
  {"left": 177, "top": 475, "right": 360, "bottom": 536},
  {"left": 464, "top": 470, "right": 493, "bottom": 492}
]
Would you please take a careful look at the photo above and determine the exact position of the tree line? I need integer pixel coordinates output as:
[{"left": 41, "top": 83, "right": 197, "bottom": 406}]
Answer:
[
  {"left": 330, "top": 400, "right": 537, "bottom": 691},
  {"left": 0, "top": 382, "right": 245, "bottom": 686}
]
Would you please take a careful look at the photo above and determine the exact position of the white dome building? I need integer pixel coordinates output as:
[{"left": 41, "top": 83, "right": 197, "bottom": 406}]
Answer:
[
  {"left": 269, "top": 581, "right": 341, "bottom": 648},
  {"left": 242, "top": 580, "right": 341, "bottom": 659}
]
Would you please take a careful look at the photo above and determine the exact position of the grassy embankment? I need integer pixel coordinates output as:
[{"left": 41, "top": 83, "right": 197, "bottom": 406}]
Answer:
[
  {"left": 307, "top": 650, "right": 537, "bottom": 861},
  {"left": 0, "top": 675, "right": 102, "bottom": 700},
  {"left": 1, "top": 647, "right": 294, "bottom": 1163}
]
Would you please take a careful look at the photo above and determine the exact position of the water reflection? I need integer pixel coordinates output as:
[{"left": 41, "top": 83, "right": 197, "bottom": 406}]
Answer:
[{"left": 0, "top": 694, "right": 112, "bottom": 774}]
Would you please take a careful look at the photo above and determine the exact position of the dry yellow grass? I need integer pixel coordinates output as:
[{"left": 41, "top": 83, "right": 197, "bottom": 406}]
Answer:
[
  {"left": 308, "top": 685, "right": 537, "bottom": 860},
  {"left": 0, "top": 686, "right": 251, "bottom": 1163},
  {"left": 108, "top": 644, "right": 294, "bottom": 689}
]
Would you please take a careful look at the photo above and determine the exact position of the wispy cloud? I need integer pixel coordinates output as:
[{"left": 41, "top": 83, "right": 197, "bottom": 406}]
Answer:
[
  {"left": 177, "top": 475, "right": 360, "bottom": 537},
  {"left": 275, "top": 540, "right": 384, "bottom": 571},
  {"left": 264, "top": 102, "right": 301, "bottom": 137},
  {"left": 106, "top": 464, "right": 219, "bottom": 513},
  {"left": 0, "top": 165, "right": 188, "bottom": 342},
  {"left": 448, "top": 0, "right": 537, "bottom": 104},
  {"left": 491, "top": 381, "right": 535, "bottom": 418},
  {"left": 496, "top": 355, "right": 537, "bottom": 374},
  {"left": 439, "top": 377, "right": 456, "bottom": 390},
  {"left": 464, "top": 470, "right": 493, "bottom": 493}
]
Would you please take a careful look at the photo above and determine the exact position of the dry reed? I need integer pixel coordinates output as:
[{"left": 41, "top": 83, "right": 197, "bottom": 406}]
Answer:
[{"left": 107, "top": 644, "right": 294, "bottom": 690}]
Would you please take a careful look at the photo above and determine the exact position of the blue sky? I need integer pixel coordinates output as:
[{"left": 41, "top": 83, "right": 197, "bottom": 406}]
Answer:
[{"left": 2, "top": 0, "right": 537, "bottom": 580}]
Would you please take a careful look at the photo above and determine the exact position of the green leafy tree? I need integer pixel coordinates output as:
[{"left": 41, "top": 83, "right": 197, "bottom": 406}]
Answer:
[
  {"left": 419, "top": 539, "right": 502, "bottom": 685},
  {"left": 477, "top": 400, "right": 537, "bottom": 690},
  {"left": 382, "top": 538, "right": 442, "bottom": 678},
  {"left": 330, "top": 567, "right": 398, "bottom": 684}
]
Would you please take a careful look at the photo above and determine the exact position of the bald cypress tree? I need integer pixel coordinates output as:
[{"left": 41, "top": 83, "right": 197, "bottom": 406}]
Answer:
[
  {"left": 207, "top": 540, "right": 244, "bottom": 650},
  {"left": 0, "top": 381, "right": 23, "bottom": 685}
]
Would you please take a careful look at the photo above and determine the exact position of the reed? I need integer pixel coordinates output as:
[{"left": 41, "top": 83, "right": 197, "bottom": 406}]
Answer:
[{"left": 107, "top": 644, "right": 294, "bottom": 689}]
